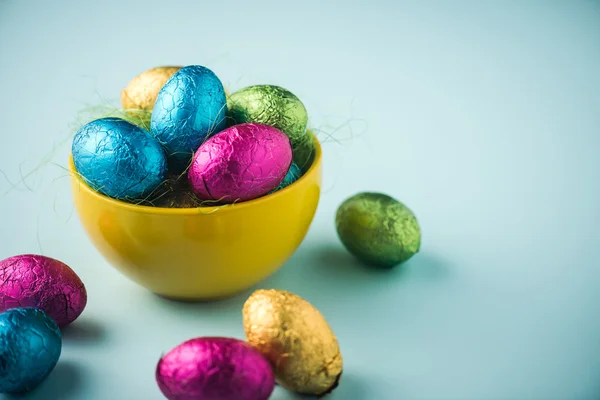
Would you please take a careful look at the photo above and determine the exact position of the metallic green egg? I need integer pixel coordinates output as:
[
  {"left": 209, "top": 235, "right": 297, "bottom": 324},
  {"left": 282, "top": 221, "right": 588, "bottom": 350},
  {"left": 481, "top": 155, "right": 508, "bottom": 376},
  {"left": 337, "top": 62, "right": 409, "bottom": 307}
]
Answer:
[
  {"left": 335, "top": 192, "right": 421, "bottom": 268},
  {"left": 227, "top": 85, "right": 315, "bottom": 170}
]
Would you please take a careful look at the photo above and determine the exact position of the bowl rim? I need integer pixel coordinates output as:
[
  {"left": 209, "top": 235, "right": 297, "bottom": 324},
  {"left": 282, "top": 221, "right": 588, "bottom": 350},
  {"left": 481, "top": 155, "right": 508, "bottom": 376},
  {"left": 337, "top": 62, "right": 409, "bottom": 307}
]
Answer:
[{"left": 69, "top": 131, "right": 323, "bottom": 215}]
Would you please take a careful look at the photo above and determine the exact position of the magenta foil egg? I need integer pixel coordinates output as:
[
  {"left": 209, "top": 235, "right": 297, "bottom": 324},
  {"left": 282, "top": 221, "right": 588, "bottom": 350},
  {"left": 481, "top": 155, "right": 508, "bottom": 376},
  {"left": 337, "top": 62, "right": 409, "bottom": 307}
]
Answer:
[
  {"left": 156, "top": 337, "right": 275, "bottom": 400},
  {"left": 0, "top": 254, "right": 87, "bottom": 328},
  {"left": 188, "top": 123, "right": 293, "bottom": 203}
]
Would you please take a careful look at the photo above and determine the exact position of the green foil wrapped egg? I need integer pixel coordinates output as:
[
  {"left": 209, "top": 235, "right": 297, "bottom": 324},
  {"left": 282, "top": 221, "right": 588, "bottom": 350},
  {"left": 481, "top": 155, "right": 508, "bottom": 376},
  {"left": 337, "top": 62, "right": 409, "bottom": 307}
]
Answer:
[
  {"left": 227, "top": 85, "right": 314, "bottom": 170},
  {"left": 335, "top": 192, "right": 421, "bottom": 268}
]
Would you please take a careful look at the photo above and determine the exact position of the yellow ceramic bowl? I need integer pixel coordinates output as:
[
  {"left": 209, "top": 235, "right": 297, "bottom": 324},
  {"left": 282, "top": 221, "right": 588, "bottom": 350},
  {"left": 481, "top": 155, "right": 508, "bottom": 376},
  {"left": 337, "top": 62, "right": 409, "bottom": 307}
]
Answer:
[{"left": 69, "top": 134, "right": 322, "bottom": 301}]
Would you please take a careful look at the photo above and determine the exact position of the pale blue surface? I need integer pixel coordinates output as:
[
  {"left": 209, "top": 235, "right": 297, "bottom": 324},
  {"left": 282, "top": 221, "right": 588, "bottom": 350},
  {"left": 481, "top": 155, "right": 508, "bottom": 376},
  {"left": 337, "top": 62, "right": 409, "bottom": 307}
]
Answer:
[{"left": 0, "top": 1, "right": 599, "bottom": 399}]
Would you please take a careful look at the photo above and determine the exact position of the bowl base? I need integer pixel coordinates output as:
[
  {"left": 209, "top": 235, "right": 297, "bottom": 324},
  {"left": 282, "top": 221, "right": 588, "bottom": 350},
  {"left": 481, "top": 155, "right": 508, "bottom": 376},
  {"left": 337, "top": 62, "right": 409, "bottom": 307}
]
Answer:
[{"left": 152, "top": 288, "right": 251, "bottom": 303}]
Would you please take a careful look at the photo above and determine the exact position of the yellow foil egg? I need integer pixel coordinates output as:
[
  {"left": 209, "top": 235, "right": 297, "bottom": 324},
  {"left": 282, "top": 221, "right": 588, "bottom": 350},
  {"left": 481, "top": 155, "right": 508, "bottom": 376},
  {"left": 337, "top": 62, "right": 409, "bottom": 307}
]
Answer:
[
  {"left": 120, "top": 66, "right": 182, "bottom": 131},
  {"left": 242, "top": 289, "right": 343, "bottom": 396},
  {"left": 121, "top": 66, "right": 182, "bottom": 112}
]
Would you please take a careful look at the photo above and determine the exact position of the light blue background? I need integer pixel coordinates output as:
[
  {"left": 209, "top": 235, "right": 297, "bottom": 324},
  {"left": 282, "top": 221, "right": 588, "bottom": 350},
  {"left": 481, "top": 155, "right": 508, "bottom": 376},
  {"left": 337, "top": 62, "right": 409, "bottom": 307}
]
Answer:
[{"left": 1, "top": 1, "right": 599, "bottom": 399}]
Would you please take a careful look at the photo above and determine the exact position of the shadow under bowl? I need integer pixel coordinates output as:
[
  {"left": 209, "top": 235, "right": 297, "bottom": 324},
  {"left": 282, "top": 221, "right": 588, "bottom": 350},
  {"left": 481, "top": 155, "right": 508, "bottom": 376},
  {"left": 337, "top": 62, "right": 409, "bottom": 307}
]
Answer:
[{"left": 68, "top": 133, "right": 322, "bottom": 301}]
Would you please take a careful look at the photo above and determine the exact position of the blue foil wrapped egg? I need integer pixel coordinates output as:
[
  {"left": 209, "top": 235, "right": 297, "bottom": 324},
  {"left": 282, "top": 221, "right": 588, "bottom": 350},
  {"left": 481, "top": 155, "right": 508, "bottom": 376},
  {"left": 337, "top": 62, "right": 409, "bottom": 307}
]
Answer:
[
  {"left": 150, "top": 65, "right": 228, "bottom": 172},
  {"left": 72, "top": 117, "right": 167, "bottom": 201},
  {"left": 269, "top": 162, "right": 302, "bottom": 194},
  {"left": 0, "top": 308, "right": 62, "bottom": 394}
]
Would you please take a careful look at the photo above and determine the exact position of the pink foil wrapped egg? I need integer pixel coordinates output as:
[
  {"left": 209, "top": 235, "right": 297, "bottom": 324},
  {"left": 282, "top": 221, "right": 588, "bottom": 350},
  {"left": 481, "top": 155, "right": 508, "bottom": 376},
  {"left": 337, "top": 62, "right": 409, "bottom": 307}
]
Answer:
[
  {"left": 156, "top": 336, "right": 275, "bottom": 400},
  {"left": 0, "top": 254, "right": 87, "bottom": 328},
  {"left": 188, "top": 123, "right": 293, "bottom": 203}
]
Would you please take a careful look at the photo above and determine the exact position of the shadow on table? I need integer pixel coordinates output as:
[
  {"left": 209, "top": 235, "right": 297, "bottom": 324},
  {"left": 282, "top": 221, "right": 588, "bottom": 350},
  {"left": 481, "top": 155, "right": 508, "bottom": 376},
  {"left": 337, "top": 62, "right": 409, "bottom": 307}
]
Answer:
[
  {"left": 143, "top": 240, "right": 451, "bottom": 324},
  {"left": 268, "top": 371, "right": 395, "bottom": 400},
  {"left": 62, "top": 317, "right": 107, "bottom": 344},
  {"left": 316, "top": 244, "right": 450, "bottom": 282},
  {"left": 2, "top": 360, "right": 86, "bottom": 400},
  {"left": 257, "top": 241, "right": 451, "bottom": 305},
  {"left": 146, "top": 286, "right": 253, "bottom": 323}
]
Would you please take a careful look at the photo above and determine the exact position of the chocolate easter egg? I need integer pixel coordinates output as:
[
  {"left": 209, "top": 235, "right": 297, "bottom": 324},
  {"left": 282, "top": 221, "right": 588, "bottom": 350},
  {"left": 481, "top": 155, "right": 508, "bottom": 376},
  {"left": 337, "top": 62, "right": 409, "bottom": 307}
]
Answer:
[
  {"left": 151, "top": 65, "right": 228, "bottom": 172},
  {"left": 227, "top": 85, "right": 314, "bottom": 170},
  {"left": 121, "top": 66, "right": 182, "bottom": 130},
  {"left": 121, "top": 66, "right": 182, "bottom": 111},
  {"left": 269, "top": 161, "right": 302, "bottom": 194},
  {"left": 0, "top": 254, "right": 87, "bottom": 328},
  {"left": 335, "top": 192, "right": 421, "bottom": 267},
  {"left": 188, "top": 123, "right": 292, "bottom": 204},
  {"left": 156, "top": 336, "right": 275, "bottom": 400},
  {"left": 242, "top": 289, "right": 343, "bottom": 396},
  {"left": 0, "top": 308, "right": 62, "bottom": 394},
  {"left": 72, "top": 117, "right": 167, "bottom": 201}
]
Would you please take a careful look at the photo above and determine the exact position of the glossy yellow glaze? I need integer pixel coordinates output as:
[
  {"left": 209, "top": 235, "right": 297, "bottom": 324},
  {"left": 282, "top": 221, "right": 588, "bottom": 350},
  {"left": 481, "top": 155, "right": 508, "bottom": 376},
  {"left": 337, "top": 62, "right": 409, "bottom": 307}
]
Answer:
[{"left": 69, "top": 134, "right": 322, "bottom": 300}]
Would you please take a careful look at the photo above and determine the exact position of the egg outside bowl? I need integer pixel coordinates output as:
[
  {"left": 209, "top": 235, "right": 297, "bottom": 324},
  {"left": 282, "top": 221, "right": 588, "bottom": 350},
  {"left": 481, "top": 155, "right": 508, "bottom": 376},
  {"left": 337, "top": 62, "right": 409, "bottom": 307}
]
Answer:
[{"left": 69, "top": 133, "right": 322, "bottom": 301}]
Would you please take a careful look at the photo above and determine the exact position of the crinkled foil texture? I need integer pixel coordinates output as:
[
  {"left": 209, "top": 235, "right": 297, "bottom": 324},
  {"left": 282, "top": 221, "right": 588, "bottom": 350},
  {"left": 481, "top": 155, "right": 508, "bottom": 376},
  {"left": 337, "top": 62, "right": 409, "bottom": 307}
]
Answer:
[
  {"left": 227, "top": 85, "right": 315, "bottom": 170},
  {"left": 242, "top": 289, "right": 343, "bottom": 396},
  {"left": 72, "top": 117, "right": 167, "bottom": 201},
  {"left": 0, "top": 308, "right": 62, "bottom": 393},
  {"left": 188, "top": 123, "right": 292, "bottom": 203},
  {"left": 0, "top": 255, "right": 87, "bottom": 328},
  {"left": 151, "top": 65, "right": 228, "bottom": 172},
  {"left": 269, "top": 162, "right": 302, "bottom": 194},
  {"left": 121, "top": 66, "right": 182, "bottom": 111},
  {"left": 120, "top": 66, "right": 182, "bottom": 131},
  {"left": 335, "top": 192, "right": 421, "bottom": 267},
  {"left": 156, "top": 337, "right": 275, "bottom": 400}
]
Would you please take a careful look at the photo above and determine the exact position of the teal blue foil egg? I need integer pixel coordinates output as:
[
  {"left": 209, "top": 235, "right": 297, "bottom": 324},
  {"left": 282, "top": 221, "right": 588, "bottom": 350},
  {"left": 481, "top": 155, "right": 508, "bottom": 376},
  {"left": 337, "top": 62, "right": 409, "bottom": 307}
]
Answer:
[
  {"left": 72, "top": 117, "right": 167, "bottom": 202},
  {"left": 150, "top": 65, "right": 228, "bottom": 172},
  {"left": 269, "top": 162, "right": 302, "bottom": 194},
  {"left": 0, "top": 308, "right": 62, "bottom": 394}
]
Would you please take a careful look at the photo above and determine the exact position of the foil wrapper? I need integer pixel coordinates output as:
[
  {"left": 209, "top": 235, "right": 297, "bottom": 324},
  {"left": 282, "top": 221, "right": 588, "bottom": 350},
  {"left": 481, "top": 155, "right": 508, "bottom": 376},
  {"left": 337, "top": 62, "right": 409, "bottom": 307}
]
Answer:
[
  {"left": 269, "top": 161, "right": 302, "bottom": 194},
  {"left": 151, "top": 65, "right": 228, "bottom": 172},
  {"left": 120, "top": 66, "right": 182, "bottom": 131},
  {"left": 335, "top": 192, "right": 421, "bottom": 267},
  {"left": 0, "top": 308, "right": 62, "bottom": 394},
  {"left": 227, "top": 85, "right": 315, "bottom": 170},
  {"left": 121, "top": 66, "right": 182, "bottom": 111},
  {"left": 72, "top": 117, "right": 167, "bottom": 201},
  {"left": 0, "top": 254, "right": 87, "bottom": 328},
  {"left": 188, "top": 123, "right": 292, "bottom": 204},
  {"left": 242, "top": 289, "right": 343, "bottom": 396},
  {"left": 156, "top": 336, "right": 275, "bottom": 400}
]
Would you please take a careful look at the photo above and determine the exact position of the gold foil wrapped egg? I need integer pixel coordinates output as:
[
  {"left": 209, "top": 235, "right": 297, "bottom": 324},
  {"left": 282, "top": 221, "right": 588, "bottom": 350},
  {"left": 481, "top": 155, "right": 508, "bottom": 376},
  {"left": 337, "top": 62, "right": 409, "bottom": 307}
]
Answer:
[
  {"left": 121, "top": 66, "right": 182, "bottom": 111},
  {"left": 227, "top": 85, "right": 315, "bottom": 170},
  {"left": 242, "top": 289, "right": 343, "bottom": 396},
  {"left": 120, "top": 66, "right": 182, "bottom": 130}
]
